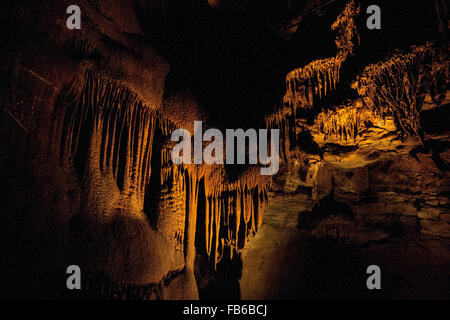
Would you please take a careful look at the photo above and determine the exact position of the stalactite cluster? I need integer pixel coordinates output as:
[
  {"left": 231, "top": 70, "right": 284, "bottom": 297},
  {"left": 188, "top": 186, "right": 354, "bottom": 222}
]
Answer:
[
  {"left": 174, "top": 165, "right": 271, "bottom": 269},
  {"left": 266, "top": 0, "right": 361, "bottom": 160},
  {"left": 55, "top": 69, "right": 271, "bottom": 271},
  {"left": 55, "top": 69, "right": 176, "bottom": 205},
  {"left": 265, "top": 107, "right": 295, "bottom": 161},
  {"left": 202, "top": 175, "right": 270, "bottom": 269},
  {"left": 315, "top": 105, "right": 379, "bottom": 142},
  {"left": 284, "top": 0, "right": 360, "bottom": 112},
  {"left": 285, "top": 57, "right": 343, "bottom": 111}
]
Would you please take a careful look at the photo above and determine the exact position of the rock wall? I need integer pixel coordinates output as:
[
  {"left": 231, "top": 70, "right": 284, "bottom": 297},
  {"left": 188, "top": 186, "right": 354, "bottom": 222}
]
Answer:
[{"left": 0, "top": 0, "right": 270, "bottom": 299}]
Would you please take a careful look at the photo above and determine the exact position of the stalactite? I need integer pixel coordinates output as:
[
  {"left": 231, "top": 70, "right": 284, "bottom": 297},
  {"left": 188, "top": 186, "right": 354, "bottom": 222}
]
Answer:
[
  {"left": 55, "top": 69, "right": 175, "bottom": 205},
  {"left": 55, "top": 69, "right": 272, "bottom": 272},
  {"left": 314, "top": 104, "right": 385, "bottom": 142},
  {"left": 264, "top": 1, "right": 360, "bottom": 156},
  {"left": 284, "top": 57, "right": 344, "bottom": 111},
  {"left": 198, "top": 171, "right": 271, "bottom": 269},
  {"left": 176, "top": 165, "right": 271, "bottom": 271},
  {"left": 265, "top": 106, "right": 295, "bottom": 161}
]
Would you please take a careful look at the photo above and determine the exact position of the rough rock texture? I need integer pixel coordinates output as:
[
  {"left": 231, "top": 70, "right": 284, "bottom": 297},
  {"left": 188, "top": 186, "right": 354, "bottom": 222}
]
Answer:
[
  {"left": 240, "top": 194, "right": 450, "bottom": 299},
  {"left": 286, "top": 108, "right": 450, "bottom": 242},
  {"left": 241, "top": 105, "right": 450, "bottom": 300}
]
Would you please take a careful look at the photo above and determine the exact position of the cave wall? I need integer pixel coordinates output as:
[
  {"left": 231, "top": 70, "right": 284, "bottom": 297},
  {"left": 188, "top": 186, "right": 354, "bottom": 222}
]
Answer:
[
  {"left": 0, "top": 0, "right": 448, "bottom": 300},
  {"left": 0, "top": 0, "right": 271, "bottom": 299},
  {"left": 265, "top": 0, "right": 449, "bottom": 242},
  {"left": 239, "top": 0, "right": 449, "bottom": 299}
]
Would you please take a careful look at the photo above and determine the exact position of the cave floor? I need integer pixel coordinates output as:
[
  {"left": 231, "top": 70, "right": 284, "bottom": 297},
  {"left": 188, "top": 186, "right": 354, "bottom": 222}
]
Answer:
[{"left": 240, "top": 194, "right": 450, "bottom": 300}]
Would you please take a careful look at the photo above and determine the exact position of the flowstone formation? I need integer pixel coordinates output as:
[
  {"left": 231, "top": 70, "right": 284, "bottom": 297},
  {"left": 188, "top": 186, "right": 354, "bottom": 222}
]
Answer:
[{"left": 1, "top": 0, "right": 271, "bottom": 299}]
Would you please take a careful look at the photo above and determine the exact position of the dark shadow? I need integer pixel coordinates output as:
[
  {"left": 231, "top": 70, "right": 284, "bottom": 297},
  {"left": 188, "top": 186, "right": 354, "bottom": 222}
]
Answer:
[
  {"left": 298, "top": 193, "right": 354, "bottom": 231},
  {"left": 422, "top": 104, "right": 450, "bottom": 135},
  {"left": 143, "top": 123, "right": 163, "bottom": 229},
  {"left": 410, "top": 138, "right": 450, "bottom": 173},
  {"left": 196, "top": 250, "right": 242, "bottom": 300},
  {"left": 297, "top": 130, "right": 324, "bottom": 157}
]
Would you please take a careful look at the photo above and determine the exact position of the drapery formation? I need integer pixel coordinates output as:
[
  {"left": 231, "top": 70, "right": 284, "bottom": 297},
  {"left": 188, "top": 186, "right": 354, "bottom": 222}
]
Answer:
[
  {"left": 270, "top": 2, "right": 446, "bottom": 149},
  {"left": 55, "top": 69, "right": 271, "bottom": 271}
]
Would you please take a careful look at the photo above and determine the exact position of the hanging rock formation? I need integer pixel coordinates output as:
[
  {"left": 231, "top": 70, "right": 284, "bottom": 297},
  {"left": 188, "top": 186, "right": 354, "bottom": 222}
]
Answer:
[{"left": 0, "top": 0, "right": 272, "bottom": 299}]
